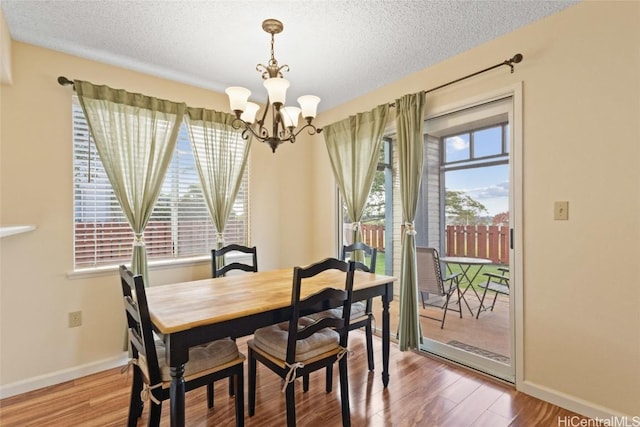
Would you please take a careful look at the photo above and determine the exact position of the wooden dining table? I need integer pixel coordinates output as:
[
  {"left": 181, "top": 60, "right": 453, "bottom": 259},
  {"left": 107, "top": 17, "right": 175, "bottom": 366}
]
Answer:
[{"left": 146, "top": 267, "right": 396, "bottom": 427}]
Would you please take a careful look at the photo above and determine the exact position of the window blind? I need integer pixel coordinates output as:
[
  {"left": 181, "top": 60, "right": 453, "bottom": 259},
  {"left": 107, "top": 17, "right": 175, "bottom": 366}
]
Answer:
[{"left": 72, "top": 99, "right": 249, "bottom": 269}]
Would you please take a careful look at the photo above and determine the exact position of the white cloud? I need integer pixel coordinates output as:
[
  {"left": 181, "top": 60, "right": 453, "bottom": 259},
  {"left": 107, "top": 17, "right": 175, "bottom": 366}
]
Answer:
[
  {"left": 476, "top": 182, "right": 509, "bottom": 199},
  {"left": 449, "top": 136, "right": 468, "bottom": 151}
]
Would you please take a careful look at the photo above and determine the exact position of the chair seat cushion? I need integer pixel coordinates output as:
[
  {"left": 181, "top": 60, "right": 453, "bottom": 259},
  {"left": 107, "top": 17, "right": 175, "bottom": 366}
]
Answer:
[
  {"left": 307, "top": 301, "right": 367, "bottom": 321},
  {"left": 154, "top": 337, "right": 240, "bottom": 382},
  {"left": 252, "top": 317, "right": 340, "bottom": 362}
]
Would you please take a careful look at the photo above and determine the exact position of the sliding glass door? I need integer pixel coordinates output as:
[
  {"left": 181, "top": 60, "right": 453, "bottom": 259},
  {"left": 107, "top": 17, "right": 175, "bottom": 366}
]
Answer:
[{"left": 416, "top": 96, "right": 515, "bottom": 382}]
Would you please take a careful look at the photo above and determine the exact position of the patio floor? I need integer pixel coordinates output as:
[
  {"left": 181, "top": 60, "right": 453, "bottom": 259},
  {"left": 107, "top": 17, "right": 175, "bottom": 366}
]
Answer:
[{"left": 370, "top": 291, "right": 510, "bottom": 363}]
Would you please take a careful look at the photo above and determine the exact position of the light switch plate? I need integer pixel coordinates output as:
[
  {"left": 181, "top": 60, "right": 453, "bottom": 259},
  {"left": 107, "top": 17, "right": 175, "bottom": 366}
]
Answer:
[{"left": 554, "top": 201, "right": 569, "bottom": 220}]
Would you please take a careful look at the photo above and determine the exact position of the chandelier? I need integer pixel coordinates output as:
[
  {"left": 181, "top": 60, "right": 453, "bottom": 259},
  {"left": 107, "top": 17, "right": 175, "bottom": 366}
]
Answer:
[{"left": 225, "top": 19, "right": 321, "bottom": 153}]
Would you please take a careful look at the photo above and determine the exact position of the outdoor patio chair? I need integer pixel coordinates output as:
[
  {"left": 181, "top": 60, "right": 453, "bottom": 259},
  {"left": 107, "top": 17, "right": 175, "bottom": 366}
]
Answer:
[
  {"left": 476, "top": 269, "right": 510, "bottom": 318},
  {"left": 416, "top": 247, "right": 463, "bottom": 329}
]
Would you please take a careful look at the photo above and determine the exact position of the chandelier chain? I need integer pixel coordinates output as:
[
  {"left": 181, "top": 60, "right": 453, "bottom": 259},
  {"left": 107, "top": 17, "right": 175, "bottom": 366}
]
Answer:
[{"left": 269, "top": 33, "right": 277, "bottom": 67}]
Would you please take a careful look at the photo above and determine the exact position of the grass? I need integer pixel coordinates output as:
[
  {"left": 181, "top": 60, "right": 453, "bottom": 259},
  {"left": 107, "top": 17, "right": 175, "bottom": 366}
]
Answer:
[{"left": 374, "top": 251, "right": 507, "bottom": 292}]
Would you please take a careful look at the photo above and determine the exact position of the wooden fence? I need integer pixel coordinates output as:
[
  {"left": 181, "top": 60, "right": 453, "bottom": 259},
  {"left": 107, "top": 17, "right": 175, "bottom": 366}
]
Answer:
[
  {"left": 74, "top": 219, "right": 245, "bottom": 267},
  {"left": 357, "top": 223, "right": 509, "bottom": 264},
  {"left": 360, "top": 224, "right": 385, "bottom": 251},
  {"left": 445, "top": 224, "right": 509, "bottom": 264}
]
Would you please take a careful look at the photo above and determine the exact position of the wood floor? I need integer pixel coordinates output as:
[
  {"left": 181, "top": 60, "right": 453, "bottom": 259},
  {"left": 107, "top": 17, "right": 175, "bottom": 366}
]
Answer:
[{"left": 0, "top": 332, "right": 588, "bottom": 426}]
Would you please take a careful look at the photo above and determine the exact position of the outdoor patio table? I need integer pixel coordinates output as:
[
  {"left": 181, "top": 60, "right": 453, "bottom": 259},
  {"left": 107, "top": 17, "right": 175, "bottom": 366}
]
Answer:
[{"left": 440, "top": 256, "right": 493, "bottom": 316}]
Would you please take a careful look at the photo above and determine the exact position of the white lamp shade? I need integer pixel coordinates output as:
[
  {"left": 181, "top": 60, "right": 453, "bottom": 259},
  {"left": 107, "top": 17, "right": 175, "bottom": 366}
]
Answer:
[
  {"left": 240, "top": 102, "right": 260, "bottom": 124},
  {"left": 263, "top": 78, "right": 289, "bottom": 105},
  {"left": 280, "top": 106, "right": 301, "bottom": 128},
  {"left": 297, "top": 95, "right": 321, "bottom": 119},
  {"left": 225, "top": 86, "right": 251, "bottom": 112}
]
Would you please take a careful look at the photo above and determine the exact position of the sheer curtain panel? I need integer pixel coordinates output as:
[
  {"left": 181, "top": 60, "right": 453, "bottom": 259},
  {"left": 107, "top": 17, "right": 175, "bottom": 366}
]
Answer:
[
  {"left": 396, "top": 92, "right": 426, "bottom": 351},
  {"left": 323, "top": 104, "right": 389, "bottom": 259},
  {"left": 185, "top": 108, "right": 251, "bottom": 268},
  {"left": 75, "top": 81, "right": 186, "bottom": 283}
]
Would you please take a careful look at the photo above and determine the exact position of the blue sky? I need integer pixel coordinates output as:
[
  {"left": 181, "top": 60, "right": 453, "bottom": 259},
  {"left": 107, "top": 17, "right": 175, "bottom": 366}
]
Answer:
[{"left": 444, "top": 128, "right": 509, "bottom": 217}]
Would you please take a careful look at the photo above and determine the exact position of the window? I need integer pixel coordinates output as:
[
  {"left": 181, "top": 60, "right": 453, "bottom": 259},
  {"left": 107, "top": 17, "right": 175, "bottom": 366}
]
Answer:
[
  {"left": 416, "top": 97, "right": 512, "bottom": 261},
  {"left": 441, "top": 123, "right": 509, "bottom": 226},
  {"left": 340, "top": 138, "right": 393, "bottom": 274},
  {"left": 72, "top": 99, "right": 249, "bottom": 270}
]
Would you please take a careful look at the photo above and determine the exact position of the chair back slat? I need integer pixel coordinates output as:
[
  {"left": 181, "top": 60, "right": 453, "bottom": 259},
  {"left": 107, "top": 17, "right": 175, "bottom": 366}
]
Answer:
[
  {"left": 417, "top": 247, "right": 445, "bottom": 297},
  {"left": 286, "top": 258, "right": 355, "bottom": 363},
  {"left": 296, "top": 315, "right": 345, "bottom": 341},
  {"left": 119, "top": 265, "right": 162, "bottom": 385},
  {"left": 217, "top": 262, "right": 257, "bottom": 277},
  {"left": 342, "top": 242, "right": 377, "bottom": 273},
  {"left": 212, "top": 244, "right": 258, "bottom": 278},
  {"left": 299, "top": 287, "right": 348, "bottom": 310}
]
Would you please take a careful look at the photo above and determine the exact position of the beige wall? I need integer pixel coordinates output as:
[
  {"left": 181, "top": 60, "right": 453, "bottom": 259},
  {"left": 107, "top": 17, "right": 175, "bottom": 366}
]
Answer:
[
  {"left": 311, "top": 1, "right": 640, "bottom": 418},
  {"left": 0, "top": 42, "right": 314, "bottom": 391},
  {"left": 1, "top": 0, "right": 638, "bottom": 419}
]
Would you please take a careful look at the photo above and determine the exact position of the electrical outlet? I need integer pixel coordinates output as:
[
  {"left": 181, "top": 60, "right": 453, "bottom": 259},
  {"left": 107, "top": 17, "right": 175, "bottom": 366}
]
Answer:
[{"left": 68, "top": 311, "right": 82, "bottom": 328}]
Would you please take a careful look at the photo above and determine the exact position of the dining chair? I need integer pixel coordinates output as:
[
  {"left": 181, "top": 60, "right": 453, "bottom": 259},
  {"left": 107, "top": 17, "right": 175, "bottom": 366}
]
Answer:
[
  {"left": 476, "top": 268, "right": 510, "bottom": 318},
  {"left": 247, "top": 258, "right": 356, "bottom": 427},
  {"left": 341, "top": 243, "right": 377, "bottom": 371},
  {"left": 211, "top": 244, "right": 258, "bottom": 278},
  {"left": 119, "top": 265, "right": 245, "bottom": 427},
  {"left": 416, "top": 247, "right": 463, "bottom": 329},
  {"left": 211, "top": 243, "right": 258, "bottom": 396},
  {"left": 307, "top": 243, "right": 376, "bottom": 372}
]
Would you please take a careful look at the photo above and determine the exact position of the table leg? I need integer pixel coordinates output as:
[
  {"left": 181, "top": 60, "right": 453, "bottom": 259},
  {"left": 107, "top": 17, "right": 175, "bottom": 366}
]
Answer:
[
  {"left": 170, "top": 364, "right": 186, "bottom": 427},
  {"left": 382, "top": 283, "right": 391, "bottom": 387},
  {"left": 447, "top": 263, "right": 486, "bottom": 316}
]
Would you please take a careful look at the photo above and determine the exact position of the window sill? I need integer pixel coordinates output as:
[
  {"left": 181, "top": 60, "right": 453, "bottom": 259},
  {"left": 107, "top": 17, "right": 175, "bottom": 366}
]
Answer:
[{"left": 67, "top": 255, "right": 210, "bottom": 280}]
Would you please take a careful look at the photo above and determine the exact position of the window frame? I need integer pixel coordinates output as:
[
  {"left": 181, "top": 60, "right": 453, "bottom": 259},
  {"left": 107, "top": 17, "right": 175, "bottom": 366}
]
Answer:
[{"left": 70, "top": 98, "right": 250, "bottom": 275}]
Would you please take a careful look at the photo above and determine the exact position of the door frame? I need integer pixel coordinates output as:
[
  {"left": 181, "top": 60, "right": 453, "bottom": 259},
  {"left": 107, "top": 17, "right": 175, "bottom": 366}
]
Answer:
[{"left": 418, "top": 82, "right": 523, "bottom": 384}]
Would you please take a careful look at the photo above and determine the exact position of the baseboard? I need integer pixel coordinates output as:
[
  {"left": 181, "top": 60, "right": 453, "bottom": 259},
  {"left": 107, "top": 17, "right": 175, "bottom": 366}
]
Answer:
[
  {"left": 0, "top": 352, "right": 129, "bottom": 399},
  {"left": 518, "top": 379, "right": 634, "bottom": 421}
]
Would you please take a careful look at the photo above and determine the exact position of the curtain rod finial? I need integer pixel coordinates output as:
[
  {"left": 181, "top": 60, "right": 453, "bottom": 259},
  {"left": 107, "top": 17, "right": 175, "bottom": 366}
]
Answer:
[
  {"left": 57, "top": 76, "right": 74, "bottom": 86},
  {"left": 511, "top": 53, "right": 523, "bottom": 64}
]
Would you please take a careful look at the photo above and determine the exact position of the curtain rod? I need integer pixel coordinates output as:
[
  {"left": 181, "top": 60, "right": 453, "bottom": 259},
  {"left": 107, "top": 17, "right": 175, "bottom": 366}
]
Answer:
[
  {"left": 59, "top": 53, "right": 523, "bottom": 93},
  {"left": 58, "top": 52, "right": 523, "bottom": 113},
  {"left": 388, "top": 53, "right": 523, "bottom": 107},
  {"left": 57, "top": 76, "right": 75, "bottom": 87},
  {"left": 426, "top": 53, "right": 522, "bottom": 95}
]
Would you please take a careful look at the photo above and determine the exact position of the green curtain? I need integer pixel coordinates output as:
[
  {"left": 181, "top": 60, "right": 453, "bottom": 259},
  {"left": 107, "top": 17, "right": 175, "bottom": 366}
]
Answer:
[
  {"left": 76, "top": 81, "right": 186, "bottom": 283},
  {"left": 323, "top": 104, "right": 389, "bottom": 260},
  {"left": 184, "top": 108, "right": 251, "bottom": 268},
  {"left": 396, "top": 92, "right": 426, "bottom": 351}
]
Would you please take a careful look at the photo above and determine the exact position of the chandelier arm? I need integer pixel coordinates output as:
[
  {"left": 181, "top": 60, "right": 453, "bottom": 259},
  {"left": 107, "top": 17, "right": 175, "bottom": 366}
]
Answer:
[
  {"left": 232, "top": 117, "right": 261, "bottom": 141},
  {"left": 292, "top": 122, "right": 319, "bottom": 139},
  {"left": 257, "top": 97, "right": 271, "bottom": 128}
]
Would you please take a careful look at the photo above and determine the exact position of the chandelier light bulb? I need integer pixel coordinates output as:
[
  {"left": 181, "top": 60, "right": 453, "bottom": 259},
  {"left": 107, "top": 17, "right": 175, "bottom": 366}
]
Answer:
[
  {"left": 297, "top": 95, "right": 321, "bottom": 119},
  {"left": 225, "top": 87, "right": 251, "bottom": 114},
  {"left": 263, "top": 78, "right": 290, "bottom": 106},
  {"left": 280, "top": 106, "right": 301, "bottom": 128},
  {"left": 240, "top": 102, "right": 260, "bottom": 124}
]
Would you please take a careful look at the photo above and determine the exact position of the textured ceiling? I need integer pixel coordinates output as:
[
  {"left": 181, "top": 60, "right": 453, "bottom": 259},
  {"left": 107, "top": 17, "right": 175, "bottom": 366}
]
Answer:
[{"left": 1, "top": 0, "right": 578, "bottom": 111}]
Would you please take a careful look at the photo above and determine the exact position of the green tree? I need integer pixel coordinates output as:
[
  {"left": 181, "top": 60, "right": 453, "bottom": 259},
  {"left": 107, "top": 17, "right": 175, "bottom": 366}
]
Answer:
[{"left": 445, "top": 190, "right": 488, "bottom": 225}]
